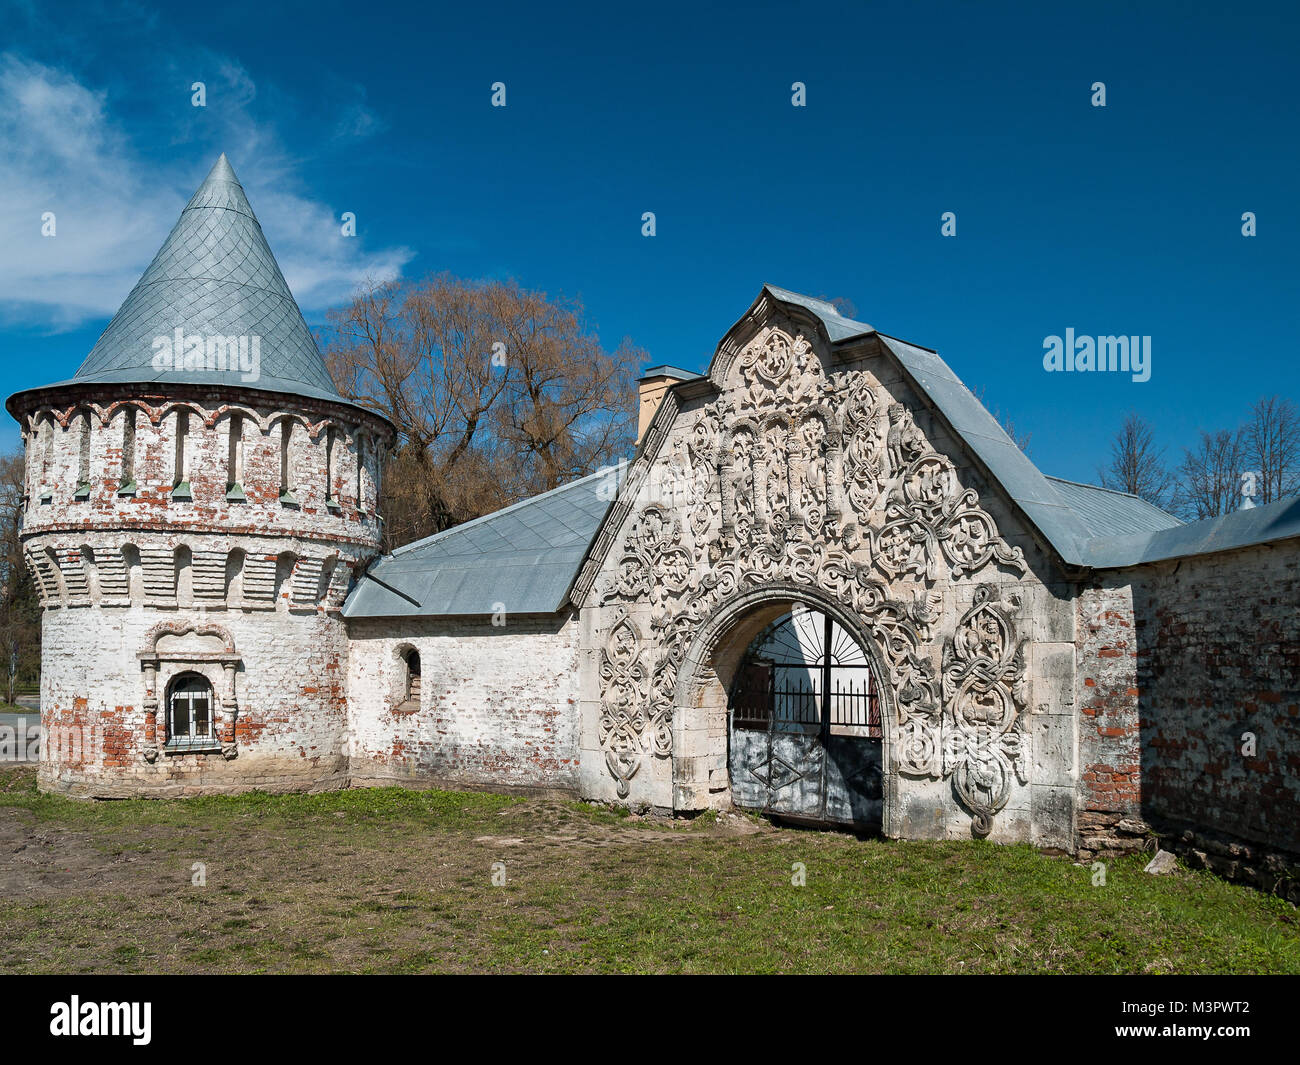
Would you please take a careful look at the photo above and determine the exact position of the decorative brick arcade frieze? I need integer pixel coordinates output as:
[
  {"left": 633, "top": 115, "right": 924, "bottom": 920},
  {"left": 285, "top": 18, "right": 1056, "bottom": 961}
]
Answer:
[{"left": 17, "top": 391, "right": 387, "bottom": 534}]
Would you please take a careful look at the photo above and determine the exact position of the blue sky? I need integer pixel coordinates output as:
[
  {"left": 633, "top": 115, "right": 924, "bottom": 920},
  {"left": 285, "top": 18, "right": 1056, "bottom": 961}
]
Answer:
[{"left": 1, "top": 0, "right": 1297, "bottom": 484}]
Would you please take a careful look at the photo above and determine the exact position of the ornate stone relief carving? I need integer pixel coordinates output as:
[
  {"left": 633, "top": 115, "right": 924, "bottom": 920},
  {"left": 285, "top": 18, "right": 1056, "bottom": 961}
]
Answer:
[
  {"left": 597, "top": 612, "right": 653, "bottom": 796},
  {"left": 937, "top": 584, "right": 1029, "bottom": 836},
  {"left": 595, "top": 323, "right": 1030, "bottom": 822},
  {"left": 875, "top": 470, "right": 1028, "bottom": 583}
]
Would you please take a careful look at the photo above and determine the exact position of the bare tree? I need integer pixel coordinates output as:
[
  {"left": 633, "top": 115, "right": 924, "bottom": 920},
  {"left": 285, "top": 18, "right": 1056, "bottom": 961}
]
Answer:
[
  {"left": 0, "top": 448, "right": 39, "bottom": 704},
  {"left": 972, "top": 385, "right": 1033, "bottom": 455},
  {"left": 325, "top": 274, "right": 642, "bottom": 549},
  {"left": 1172, "top": 428, "right": 1245, "bottom": 520},
  {"left": 1241, "top": 395, "right": 1300, "bottom": 505},
  {"left": 824, "top": 295, "right": 859, "bottom": 319},
  {"left": 1098, "top": 412, "right": 1173, "bottom": 508}
]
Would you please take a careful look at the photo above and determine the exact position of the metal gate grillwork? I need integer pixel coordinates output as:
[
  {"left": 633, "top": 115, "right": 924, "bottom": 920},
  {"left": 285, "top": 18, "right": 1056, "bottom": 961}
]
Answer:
[{"left": 727, "top": 606, "right": 884, "bottom": 827}]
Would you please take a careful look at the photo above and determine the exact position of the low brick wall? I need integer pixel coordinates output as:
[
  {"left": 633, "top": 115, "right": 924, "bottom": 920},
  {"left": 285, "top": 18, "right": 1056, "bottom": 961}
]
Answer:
[
  {"left": 1076, "top": 540, "right": 1300, "bottom": 898},
  {"left": 1134, "top": 542, "right": 1300, "bottom": 897}
]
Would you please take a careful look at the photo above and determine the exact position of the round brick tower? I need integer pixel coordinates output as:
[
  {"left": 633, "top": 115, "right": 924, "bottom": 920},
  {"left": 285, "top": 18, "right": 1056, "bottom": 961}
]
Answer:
[{"left": 6, "top": 155, "right": 394, "bottom": 797}]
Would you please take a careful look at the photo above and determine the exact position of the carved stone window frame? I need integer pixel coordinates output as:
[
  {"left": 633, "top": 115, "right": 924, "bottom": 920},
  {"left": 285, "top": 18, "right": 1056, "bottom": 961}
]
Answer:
[{"left": 137, "top": 621, "right": 241, "bottom": 762}]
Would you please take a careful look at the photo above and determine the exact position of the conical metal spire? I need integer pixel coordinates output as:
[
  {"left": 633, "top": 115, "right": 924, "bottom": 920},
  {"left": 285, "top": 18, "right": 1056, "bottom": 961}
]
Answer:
[
  {"left": 179, "top": 152, "right": 255, "bottom": 218},
  {"left": 70, "top": 154, "right": 343, "bottom": 402},
  {"left": 203, "top": 152, "right": 238, "bottom": 185}
]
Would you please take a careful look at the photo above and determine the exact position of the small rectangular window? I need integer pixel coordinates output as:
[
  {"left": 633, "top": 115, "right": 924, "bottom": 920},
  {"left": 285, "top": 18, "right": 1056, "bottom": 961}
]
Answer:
[
  {"left": 226, "top": 414, "right": 245, "bottom": 501},
  {"left": 325, "top": 426, "right": 337, "bottom": 507},
  {"left": 119, "top": 408, "right": 137, "bottom": 494},
  {"left": 174, "top": 411, "right": 187, "bottom": 483},
  {"left": 172, "top": 410, "right": 191, "bottom": 499}
]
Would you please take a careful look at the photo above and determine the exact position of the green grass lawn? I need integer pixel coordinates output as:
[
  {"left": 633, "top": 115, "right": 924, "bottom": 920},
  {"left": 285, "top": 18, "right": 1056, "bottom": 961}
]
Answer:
[{"left": 0, "top": 765, "right": 1295, "bottom": 974}]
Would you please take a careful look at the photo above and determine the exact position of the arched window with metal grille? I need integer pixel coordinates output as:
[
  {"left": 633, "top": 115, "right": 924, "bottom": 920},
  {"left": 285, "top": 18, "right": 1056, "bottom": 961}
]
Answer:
[
  {"left": 166, "top": 672, "right": 216, "bottom": 750},
  {"left": 731, "top": 605, "right": 880, "bottom": 738}
]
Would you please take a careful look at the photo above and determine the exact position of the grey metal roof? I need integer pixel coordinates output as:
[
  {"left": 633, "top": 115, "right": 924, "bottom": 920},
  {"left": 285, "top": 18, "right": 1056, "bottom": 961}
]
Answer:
[
  {"left": 1043, "top": 477, "right": 1183, "bottom": 537},
  {"left": 9, "top": 154, "right": 371, "bottom": 416},
  {"left": 871, "top": 328, "right": 1098, "bottom": 566},
  {"left": 640, "top": 365, "right": 703, "bottom": 382},
  {"left": 343, "top": 464, "right": 627, "bottom": 618},
  {"left": 763, "top": 285, "right": 876, "bottom": 341},
  {"left": 1081, "top": 493, "right": 1300, "bottom": 568}
]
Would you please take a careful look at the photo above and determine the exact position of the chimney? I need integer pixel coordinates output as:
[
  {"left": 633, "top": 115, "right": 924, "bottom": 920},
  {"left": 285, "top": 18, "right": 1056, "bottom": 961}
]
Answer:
[{"left": 637, "top": 366, "right": 701, "bottom": 443}]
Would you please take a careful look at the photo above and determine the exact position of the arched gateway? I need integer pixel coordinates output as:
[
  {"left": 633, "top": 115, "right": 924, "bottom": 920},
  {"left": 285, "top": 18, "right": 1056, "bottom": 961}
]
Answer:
[{"left": 671, "top": 585, "right": 894, "bottom": 831}]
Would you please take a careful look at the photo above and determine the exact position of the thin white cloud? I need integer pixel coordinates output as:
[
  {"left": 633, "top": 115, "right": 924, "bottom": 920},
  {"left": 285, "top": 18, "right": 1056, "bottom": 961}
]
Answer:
[
  {"left": 332, "top": 89, "right": 387, "bottom": 142},
  {"left": 216, "top": 57, "right": 258, "bottom": 108},
  {"left": 0, "top": 52, "right": 413, "bottom": 332}
]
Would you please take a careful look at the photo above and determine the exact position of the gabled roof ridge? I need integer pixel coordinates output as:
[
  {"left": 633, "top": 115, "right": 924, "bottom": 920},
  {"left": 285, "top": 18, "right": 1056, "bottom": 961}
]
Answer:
[
  {"left": 565, "top": 286, "right": 1297, "bottom": 597},
  {"left": 760, "top": 283, "right": 876, "bottom": 341},
  {"left": 1044, "top": 474, "right": 1150, "bottom": 502},
  {"left": 1045, "top": 473, "right": 1134, "bottom": 495},
  {"left": 568, "top": 285, "right": 1098, "bottom": 591},
  {"left": 871, "top": 329, "right": 939, "bottom": 355}
]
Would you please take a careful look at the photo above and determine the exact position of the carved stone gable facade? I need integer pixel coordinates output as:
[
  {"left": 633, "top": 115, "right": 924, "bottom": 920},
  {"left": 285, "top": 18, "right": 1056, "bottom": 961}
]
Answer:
[{"left": 580, "top": 312, "right": 1060, "bottom": 843}]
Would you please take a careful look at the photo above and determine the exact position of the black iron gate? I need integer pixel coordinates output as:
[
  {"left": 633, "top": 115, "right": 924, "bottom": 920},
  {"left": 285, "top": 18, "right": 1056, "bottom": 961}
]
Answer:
[{"left": 728, "top": 611, "right": 884, "bottom": 828}]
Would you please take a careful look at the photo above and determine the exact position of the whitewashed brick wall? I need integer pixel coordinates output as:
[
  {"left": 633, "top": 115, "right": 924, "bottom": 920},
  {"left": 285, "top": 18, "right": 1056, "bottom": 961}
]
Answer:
[
  {"left": 39, "top": 605, "right": 351, "bottom": 797},
  {"left": 347, "top": 612, "right": 582, "bottom": 795},
  {"left": 18, "top": 384, "right": 391, "bottom": 797}
]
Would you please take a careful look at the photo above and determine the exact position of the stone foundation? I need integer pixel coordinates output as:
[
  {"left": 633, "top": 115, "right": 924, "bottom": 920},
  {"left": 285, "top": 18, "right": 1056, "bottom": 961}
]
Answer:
[{"left": 1162, "top": 822, "right": 1300, "bottom": 904}]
